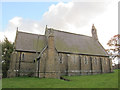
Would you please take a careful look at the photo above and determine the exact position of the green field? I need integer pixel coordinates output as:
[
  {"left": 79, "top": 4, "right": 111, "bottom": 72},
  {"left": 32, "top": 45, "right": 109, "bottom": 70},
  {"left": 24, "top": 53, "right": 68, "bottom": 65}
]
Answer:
[{"left": 2, "top": 70, "right": 119, "bottom": 88}]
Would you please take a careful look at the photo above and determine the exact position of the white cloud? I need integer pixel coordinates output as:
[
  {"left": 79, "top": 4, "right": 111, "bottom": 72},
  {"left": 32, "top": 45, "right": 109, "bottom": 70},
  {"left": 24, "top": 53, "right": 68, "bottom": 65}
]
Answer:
[
  {"left": 1, "top": 17, "right": 45, "bottom": 42},
  {"left": 41, "top": 1, "right": 118, "bottom": 50},
  {"left": 9, "top": 17, "right": 22, "bottom": 26},
  {"left": 1, "top": 0, "right": 118, "bottom": 50},
  {"left": 0, "top": 30, "right": 16, "bottom": 42},
  {"left": 90, "top": 0, "right": 118, "bottom": 49},
  {"left": 41, "top": 1, "right": 107, "bottom": 33}
]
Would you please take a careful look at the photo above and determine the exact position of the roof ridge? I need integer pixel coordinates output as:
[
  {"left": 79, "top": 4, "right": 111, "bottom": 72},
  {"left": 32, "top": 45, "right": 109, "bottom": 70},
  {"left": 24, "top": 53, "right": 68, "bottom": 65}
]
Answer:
[
  {"left": 17, "top": 30, "right": 44, "bottom": 36},
  {"left": 48, "top": 28, "right": 92, "bottom": 38}
]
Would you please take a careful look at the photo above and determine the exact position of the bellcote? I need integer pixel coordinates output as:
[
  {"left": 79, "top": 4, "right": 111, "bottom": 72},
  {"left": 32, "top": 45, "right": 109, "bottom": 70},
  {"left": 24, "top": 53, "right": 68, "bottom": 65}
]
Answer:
[
  {"left": 91, "top": 24, "right": 98, "bottom": 41},
  {"left": 45, "top": 25, "right": 54, "bottom": 37}
]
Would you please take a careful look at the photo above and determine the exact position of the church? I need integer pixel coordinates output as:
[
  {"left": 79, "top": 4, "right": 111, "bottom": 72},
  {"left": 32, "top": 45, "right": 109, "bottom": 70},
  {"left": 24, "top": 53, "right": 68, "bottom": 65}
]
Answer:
[{"left": 8, "top": 25, "right": 113, "bottom": 78}]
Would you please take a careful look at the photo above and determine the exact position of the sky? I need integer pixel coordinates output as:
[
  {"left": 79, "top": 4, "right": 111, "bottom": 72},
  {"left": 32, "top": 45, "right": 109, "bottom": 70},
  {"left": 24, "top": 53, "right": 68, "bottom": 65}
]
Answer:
[
  {"left": 2, "top": 2, "right": 59, "bottom": 30},
  {"left": 0, "top": 0, "right": 119, "bottom": 50}
]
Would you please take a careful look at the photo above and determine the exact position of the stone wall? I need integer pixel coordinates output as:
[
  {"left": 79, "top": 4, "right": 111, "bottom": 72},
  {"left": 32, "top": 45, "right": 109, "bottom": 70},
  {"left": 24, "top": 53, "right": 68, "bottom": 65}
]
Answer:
[
  {"left": 18, "top": 52, "right": 37, "bottom": 77},
  {"left": 39, "top": 49, "right": 47, "bottom": 78},
  {"left": 44, "top": 33, "right": 60, "bottom": 79},
  {"left": 92, "top": 56, "right": 101, "bottom": 74},
  {"left": 59, "top": 53, "right": 68, "bottom": 76},
  {"left": 102, "top": 57, "right": 110, "bottom": 73},
  {"left": 44, "top": 49, "right": 60, "bottom": 78},
  {"left": 8, "top": 52, "right": 38, "bottom": 77},
  {"left": 81, "top": 55, "right": 92, "bottom": 75},
  {"left": 58, "top": 53, "right": 112, "bottom": 76},
  {"left": 67, "top": 54, "right": 80, "bottom": 76},
  {"left": 8, "top": 50, "right": 112, "bottom": 78}
]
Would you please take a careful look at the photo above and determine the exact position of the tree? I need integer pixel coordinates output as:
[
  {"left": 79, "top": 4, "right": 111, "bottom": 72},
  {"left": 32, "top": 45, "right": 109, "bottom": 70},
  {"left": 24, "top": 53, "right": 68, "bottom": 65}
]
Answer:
[
  {"left": 2, "top": 37, "right": 13, "bottom": 78},
  {"left": 107, "top": 34, "right": 120, "bottom": 66}
]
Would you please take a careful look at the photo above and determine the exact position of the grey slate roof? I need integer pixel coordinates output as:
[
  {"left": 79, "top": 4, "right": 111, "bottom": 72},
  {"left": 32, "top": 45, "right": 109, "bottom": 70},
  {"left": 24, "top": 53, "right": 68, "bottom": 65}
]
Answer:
[
  {"left": 15, "top": 29, "right": 108, "bottom": 56},
  {"left": 15, "top": 31, "right": 46, "bottom": 52},
  {"left": 52, "top": 29, "right": 108, "bottom": 56}
]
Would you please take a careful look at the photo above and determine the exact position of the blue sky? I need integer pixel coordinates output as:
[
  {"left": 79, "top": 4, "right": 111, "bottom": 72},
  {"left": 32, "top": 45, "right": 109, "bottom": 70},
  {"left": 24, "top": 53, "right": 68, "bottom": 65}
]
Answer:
[
  {"left": 2, "top": 2, "right": 58, "bottom": 31},
  {"left": 0, "top": 1, "right": 118, "bottom": 51}
]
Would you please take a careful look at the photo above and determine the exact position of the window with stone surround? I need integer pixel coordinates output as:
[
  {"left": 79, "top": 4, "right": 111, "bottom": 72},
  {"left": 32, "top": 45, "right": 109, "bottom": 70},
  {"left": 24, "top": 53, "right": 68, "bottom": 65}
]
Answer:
[
  {"left": 22, "top": 53, "right": 24, "bottom": 61},
  {"left": 84, "top": 56, "right": 88, "bottom": 64},
  {"left": 94, "top": 57, "right": 97, "bottom": 64},
  {"left": 20, "top": 53, "right": 24, "bottom": 61},
  {"left": 59, "top": 53, "right": 62, "bottom": 64}
]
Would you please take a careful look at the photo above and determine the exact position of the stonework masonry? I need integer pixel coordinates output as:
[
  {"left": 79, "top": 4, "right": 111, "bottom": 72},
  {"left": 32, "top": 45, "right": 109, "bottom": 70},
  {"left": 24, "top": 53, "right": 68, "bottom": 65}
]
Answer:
[
  {"left": 8, "top": 25, "right": 113, "bottom": 78},
  {"left": 8, "top": 51, "right": 112, "bottom": 78}
]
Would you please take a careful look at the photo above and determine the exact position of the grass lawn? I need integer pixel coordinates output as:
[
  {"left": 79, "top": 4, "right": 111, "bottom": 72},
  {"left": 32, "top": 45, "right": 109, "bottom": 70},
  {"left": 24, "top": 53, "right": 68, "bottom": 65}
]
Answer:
[{"left": 2, "top": 70, "right": 119, "bottom": 88}]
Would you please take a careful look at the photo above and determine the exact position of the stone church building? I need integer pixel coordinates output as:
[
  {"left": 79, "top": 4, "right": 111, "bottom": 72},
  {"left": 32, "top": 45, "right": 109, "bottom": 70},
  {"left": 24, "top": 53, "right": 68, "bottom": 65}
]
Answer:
[{"left": 8, "top": 25, "right": 113, "bottom": 78}]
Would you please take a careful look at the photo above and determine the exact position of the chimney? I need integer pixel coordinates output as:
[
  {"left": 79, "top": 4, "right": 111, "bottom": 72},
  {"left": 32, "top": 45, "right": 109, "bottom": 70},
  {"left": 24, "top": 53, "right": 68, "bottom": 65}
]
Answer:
[{"left": 91, "top": 24, "right": 98, "bottom": 40}]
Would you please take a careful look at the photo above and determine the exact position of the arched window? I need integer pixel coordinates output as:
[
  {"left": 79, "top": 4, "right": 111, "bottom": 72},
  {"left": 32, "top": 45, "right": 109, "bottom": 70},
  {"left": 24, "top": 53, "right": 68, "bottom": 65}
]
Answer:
[
  {"left": 22, "top": 53, "right": 24, "bottom": 61},
  {"left": 59, "top": 53, "right": 62, "bottom": 64},
  {"left": 94, "top": 57, "right": 97, "bottom": 64},
  {"left": 100, "top": 58, "right": 102, "bottom": 73},
  {"left": 89, "top": 57, "right": 92, "bottom": 63},
  {"left": 89, "top": 57, "right": 93, "bottom": 71},
  {"left": 84, "top": 56, "right": 88, "bottom": 64}
]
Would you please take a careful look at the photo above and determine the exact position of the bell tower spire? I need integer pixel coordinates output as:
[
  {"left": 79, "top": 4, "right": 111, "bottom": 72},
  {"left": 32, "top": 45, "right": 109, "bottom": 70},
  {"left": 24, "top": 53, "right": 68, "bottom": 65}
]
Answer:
[{"left": 91, "top": 24, "right": 98, "bottom": 40}]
